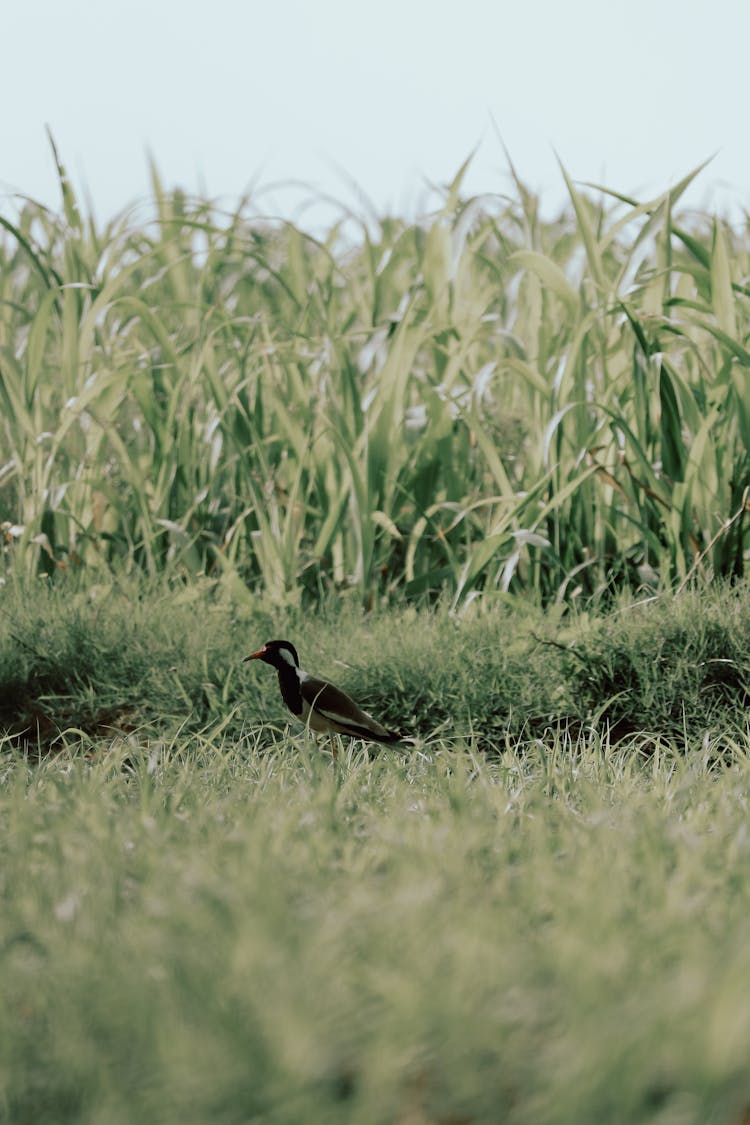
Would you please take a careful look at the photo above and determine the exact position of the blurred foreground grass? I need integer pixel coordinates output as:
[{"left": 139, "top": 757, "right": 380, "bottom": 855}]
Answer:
[{"left": 3, "top": 736, "right": 750, "bottom": 1124}]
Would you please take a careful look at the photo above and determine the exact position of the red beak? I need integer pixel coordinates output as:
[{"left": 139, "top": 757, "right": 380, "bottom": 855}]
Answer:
[{"left": 243, "top": 647, "right": 267, "bottom": 662}]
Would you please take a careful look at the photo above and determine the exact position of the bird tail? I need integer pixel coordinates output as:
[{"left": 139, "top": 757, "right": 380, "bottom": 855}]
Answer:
[{"left": 374, "top": 728, "right": 402, "bottom": 744}]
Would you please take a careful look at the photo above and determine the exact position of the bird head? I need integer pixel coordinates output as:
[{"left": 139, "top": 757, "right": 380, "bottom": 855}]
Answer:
[{"left": 243, "top": 639, "right": 300, "bottom": 670}]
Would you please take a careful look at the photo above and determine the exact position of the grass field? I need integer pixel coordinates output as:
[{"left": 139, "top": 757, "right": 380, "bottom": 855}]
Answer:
[
  {"left": 4, "top": 709, "right": 750, "bottom": 1123},
  {"left": 1, "top": 580, "right": 750, "bottom": 1122},
  {"left": 3, "top": 143, "right": 750, "bottom": 1122}
]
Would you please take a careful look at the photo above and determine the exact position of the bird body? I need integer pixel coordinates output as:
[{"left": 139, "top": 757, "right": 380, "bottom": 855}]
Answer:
[{"left": 244, "top": 640, "right": 400, "bottom": 749}]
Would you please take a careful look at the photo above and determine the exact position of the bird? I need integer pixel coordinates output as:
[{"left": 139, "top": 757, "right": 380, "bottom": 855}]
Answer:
[{"left": 243, "top": 639, "right": 401, "bottom": 758}]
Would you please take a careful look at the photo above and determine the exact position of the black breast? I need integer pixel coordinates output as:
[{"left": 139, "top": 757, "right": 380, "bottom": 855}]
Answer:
[{"left": 277, "top": 667, "right": 303, "bottom": 716}]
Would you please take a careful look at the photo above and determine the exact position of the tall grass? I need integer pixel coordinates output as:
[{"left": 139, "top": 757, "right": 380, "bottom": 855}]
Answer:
[{"left": 1, "top": 138, "right": 749, "bottom": 605}]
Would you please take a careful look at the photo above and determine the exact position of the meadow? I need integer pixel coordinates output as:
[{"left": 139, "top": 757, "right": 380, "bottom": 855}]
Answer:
[
  {"left": 4, "top": 719, "right": 750, "bottom": 1125},
  {"left": 2, "top": 139, "right": 750, "bottom": 1122}
]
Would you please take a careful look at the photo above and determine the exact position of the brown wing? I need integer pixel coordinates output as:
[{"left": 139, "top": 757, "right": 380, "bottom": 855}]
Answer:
[{"left": 299, "top": 675, "right": 398, "bottom": 742}]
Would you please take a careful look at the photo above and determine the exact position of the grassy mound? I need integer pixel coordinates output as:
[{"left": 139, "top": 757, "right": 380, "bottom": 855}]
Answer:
[{"left": 2, "top": 576, "right": 750, "bottom": 755}]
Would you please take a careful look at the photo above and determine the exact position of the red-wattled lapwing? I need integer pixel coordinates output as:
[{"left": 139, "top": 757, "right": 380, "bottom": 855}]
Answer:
[{"left": 244, "top": 639, "right": 401, "bottom": 758}]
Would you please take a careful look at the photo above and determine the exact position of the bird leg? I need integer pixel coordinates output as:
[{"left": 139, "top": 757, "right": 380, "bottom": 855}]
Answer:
[{"left": 329, "top": 734, "right": 337, "bottom": 761}]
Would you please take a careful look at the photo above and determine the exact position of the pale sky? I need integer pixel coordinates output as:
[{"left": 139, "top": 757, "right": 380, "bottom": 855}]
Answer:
[{"left": 2, "top": 0, "right": 747, "bottom": 228}]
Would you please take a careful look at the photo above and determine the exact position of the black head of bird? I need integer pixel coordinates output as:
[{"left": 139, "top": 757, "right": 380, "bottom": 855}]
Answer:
[{"left": 244, "top": 639, "right": 400, "bottom": 751}]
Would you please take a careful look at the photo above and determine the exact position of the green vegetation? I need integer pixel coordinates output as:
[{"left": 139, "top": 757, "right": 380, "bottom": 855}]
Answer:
[
  {"left": 2, "top": 577, "right": 750, "bottom": 754},
  {"left": 4, "top": 725, "right": 750, "bottom": 1123},
  {"left": 2, "top": 140, "right": 749, "bottom": 606},
  {"left": 3, "top": 142, "right": 750, "bottom": 1121},
  {"left": 1, "top": 579, "right": 750, "bottom": 1120}
]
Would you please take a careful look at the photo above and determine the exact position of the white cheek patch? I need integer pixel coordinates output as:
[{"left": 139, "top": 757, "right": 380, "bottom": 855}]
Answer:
[{"left": 278, "top": 647, "right": 298, "bottom": 667}]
